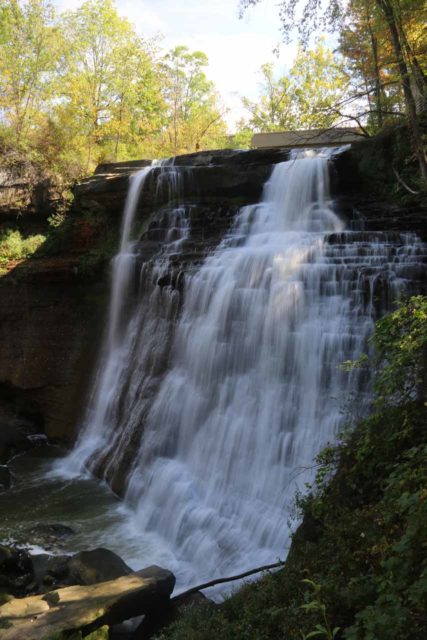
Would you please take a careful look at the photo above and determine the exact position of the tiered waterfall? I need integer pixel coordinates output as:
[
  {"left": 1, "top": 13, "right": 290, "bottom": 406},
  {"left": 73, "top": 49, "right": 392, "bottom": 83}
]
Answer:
[{"left": 63, "top": 150, "right": 426, "bottom": 588}]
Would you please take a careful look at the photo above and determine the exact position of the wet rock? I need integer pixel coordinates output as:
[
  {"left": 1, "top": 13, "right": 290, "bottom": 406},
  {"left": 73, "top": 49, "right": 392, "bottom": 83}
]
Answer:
[
  {"left": 31, "top": 553, "right": 51, "bottom": 584},
  {"left": 26, "top": 523, "right": 75, "bottom": 550},
  {"left": 31, "top": 553, "right": 71, "bottom": 591},
  {"left": 0, "top": 565, "right": 176, "bottom": 640},
  {"left": 30, "top": 523, "right": 75, "bottom": 537},
  {"left": 0, "top": 275, "right": 109, "bottom": 445},
  {"left": 0, "top": 545, "right": 34, "bottom": 596},
  {"left": 67, "top": 548, "right": 133, "bottom": 586},
  {"left": 77, "top": 149, "right": 290, "bottom": 225},
  {"left": 95, "top": 159, "right": 152, "bottom": 175},
  {"left": 46, "top": 555, "right": 72, "bottom": 581},
  {"left": 0, "top": 466, "right": 11, "bottom": 491},
  {"left": 0, "top": 405, "right": 40, "bottom": 464}
]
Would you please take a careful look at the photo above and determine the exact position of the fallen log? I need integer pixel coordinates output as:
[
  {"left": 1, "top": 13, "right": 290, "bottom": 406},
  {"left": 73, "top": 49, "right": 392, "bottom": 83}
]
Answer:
[{"left": 0, "top": 565, "right": 175, "bottom": 640}]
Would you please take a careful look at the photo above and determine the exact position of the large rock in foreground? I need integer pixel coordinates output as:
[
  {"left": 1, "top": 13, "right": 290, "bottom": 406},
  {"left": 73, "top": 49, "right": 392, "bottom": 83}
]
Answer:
[{"left": 0, "top": 565, "right": 175, "bottom": 640}]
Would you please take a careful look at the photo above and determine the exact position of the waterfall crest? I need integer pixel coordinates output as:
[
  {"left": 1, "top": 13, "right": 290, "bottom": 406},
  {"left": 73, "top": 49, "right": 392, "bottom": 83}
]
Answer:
[{"left": 63, "top": 150, "right": 425, "bottom": 588}]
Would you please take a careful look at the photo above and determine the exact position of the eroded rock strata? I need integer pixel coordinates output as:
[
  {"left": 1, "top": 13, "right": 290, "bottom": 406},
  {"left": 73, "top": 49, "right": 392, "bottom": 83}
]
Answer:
[{"left": 0, "top": 139, "right": 425, "bottom": 452}]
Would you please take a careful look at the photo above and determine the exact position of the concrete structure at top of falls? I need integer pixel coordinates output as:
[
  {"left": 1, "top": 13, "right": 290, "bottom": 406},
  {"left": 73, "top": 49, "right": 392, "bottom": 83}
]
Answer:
[
  {"left": 61, "top": 146, "right": 427, "bottom": 591},
  {"left": 251, "top": 127, "right": 361, "bottom": 149}
]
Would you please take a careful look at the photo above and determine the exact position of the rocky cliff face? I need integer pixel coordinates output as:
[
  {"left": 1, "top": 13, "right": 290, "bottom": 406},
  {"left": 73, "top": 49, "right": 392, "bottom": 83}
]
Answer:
[
  {"left": 0, "top": 269, "right": 108, "bottom": 443},
  {"left": 0, "top": 148, "right": 290, "bottom": 447},
  {"left": 0, "top": 159, "right": 65, "bottom": 235},
  {"left": 335, "top": 139, "right": 427, "bottom": 241},
  {"left": 0, "top": 140, "right": 425, "bottom": 451}
]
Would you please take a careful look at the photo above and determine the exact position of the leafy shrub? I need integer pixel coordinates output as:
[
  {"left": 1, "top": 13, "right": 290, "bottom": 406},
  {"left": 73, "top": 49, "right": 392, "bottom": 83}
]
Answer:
[
  {"left": 344, "top": 296, "right": 427, "bottom": 408},
  {"left": 0, "top": 229, "right": 45, "bottom": 263}
]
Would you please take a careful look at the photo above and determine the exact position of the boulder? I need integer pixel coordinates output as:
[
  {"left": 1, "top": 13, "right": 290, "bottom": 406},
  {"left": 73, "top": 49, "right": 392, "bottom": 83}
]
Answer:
[
  {"left": 0, "top": 565, "right": 176, "bottom": 640},
  {"left": 31, "top": 554, "right": 71, "bottom": 591},
  {"left": 45, "top": 555, "right": 72, "bottom": 582},
  {"left": 10, "top": 547, "right": 133, "bottom": 595},
  {"left": 67, "top": 548, "right": 133, "bottom": 586}
]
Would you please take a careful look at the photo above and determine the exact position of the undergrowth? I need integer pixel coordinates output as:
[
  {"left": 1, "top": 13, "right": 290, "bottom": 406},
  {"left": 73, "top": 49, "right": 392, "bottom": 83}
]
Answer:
[
  {"left": 0, "top": 197, "right": 119, "bottom": 279},
  {"left": 0, "top": 229, "right": 45, "bottom": 264},
  {"left": 157, "top": 297, "right": 427, "bottom": 640}
]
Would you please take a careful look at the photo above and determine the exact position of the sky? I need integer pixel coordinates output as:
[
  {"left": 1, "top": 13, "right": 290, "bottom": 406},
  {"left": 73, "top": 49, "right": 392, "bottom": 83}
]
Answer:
[{"left": 52, "top": 0, "right": 299, "bottom": 129}]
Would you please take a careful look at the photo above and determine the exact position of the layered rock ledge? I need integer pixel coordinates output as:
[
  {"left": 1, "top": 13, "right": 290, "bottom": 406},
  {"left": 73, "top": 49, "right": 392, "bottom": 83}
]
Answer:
[{"left": 0, "top": 138, "right": 425, "bottom": 450}]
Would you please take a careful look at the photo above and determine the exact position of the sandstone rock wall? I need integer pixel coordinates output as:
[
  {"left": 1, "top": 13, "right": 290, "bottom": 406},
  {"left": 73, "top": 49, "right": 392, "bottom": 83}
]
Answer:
[
  {"left": 0, "top": 159, "right": 64, "bottom": 234},
  {"left": 0, "top": 268, "right": 108, "bottom": 442},
  {"left": 0, "top": 139, "right": 424, "bottom": 447}
]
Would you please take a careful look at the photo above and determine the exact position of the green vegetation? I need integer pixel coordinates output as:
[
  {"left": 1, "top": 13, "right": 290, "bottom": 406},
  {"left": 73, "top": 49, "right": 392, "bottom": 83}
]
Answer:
[
  {"left": 241, "top": 0, "right": 427, "bottom": 184},
  {"left": 0, "top": 0, "right": 228, "bottom": 180},
  {"left": 241, "top": 40, "right": 349, "bottom": 133},
  {"left": 1, "top": 0, "right": 424, "bottom": 192},
  {"left": 160, "top": 46, "right": 227, "bottom": 156},
  {"left": 0, "top": 229, "right": 45, "bottom": 263},
  {"left": 157, "top": 297, "right": 427, "bottom": 640}
]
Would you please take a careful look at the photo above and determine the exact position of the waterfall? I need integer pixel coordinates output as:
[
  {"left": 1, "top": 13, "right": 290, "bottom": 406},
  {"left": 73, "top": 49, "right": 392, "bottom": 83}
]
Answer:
[
  {"left": 62, "top": 149, "right": 425, "bottom": 588},
  {"left": 62, "top": 162, "right": 190, "bottom": 490}
]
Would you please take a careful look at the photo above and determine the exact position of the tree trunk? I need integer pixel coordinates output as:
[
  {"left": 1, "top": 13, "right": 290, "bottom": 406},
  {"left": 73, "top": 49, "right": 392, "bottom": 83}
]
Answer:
[
  {"left": 364, "top": 0, "right": 383, "bottom": 129},
  {"left": 376, "top": 0, "right": 427, "bottom": 183},
  {"left": 395, "top": 1, "right": 427, "bottom": 94},
  {"left": 86, "top": 136, "right": 92, "bottom": 172},
  {"left": 369, "top": 28, "right": 383, "bottom": 128},
  {"left": 114, "top": 101, "right": 124, "bottom": 161}
]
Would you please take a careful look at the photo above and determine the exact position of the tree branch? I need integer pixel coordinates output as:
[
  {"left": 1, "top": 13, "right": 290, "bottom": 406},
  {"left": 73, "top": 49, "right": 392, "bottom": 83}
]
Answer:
[
  {"left": 392, "top": 163, "right": 420, "bottom": 194},
  {"left": 173, "top": 561, "right": 285, "bottom": 601}
]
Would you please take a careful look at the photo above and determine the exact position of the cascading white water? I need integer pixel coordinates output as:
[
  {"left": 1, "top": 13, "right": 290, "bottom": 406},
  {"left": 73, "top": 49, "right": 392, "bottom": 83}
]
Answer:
[
  {"left": 62, "top": 162, "right": 190, "bottom": 484},
  {"left": 121, "top": 151, "right": 402, "bottom": 586},
  {"left": 62, "top": 168, "right": 151, "bottom": 477},
  {"left": 61, "top": 149, "right": 426, "bottom": 590}
]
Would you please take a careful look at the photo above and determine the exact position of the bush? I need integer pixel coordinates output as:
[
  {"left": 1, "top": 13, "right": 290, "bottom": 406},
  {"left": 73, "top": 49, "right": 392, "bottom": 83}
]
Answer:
[{"left": 0, "top": 229, "right": 46, "bottom": 263}]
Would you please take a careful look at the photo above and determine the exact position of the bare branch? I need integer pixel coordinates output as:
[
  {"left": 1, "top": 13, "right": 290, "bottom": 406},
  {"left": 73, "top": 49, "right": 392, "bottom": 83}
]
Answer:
[
  {"left": 174, "top": 561, "right": 285, "bottom": 600},
  {"left": 392, "top": 163, "right": 420, "bottom": 194}
]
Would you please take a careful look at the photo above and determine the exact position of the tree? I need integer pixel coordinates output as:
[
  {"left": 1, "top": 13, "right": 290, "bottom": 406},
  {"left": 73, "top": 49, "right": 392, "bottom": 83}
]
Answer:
[
  {"left": 58, "top": 0, "right": 163, "bottom": 169},
  {"left": 0, "top": 0, "right": 61, "bottom": 147},
  {"left": 340, "top": 0, "right": 403, "bottom": 132},
  {"left": 0, "top": 0, "right": 230, "bottom": 177},
  {"left": 240, "top": 0, "right": 427, "bottom": 183},
  {"left": 376, "top": 0, "right": 427, "bottom": 181},
  {"left": 241, "top": 41, "right": 349, "bottom": 133},
  {"left": 242, "top": 63, "right": 293, "bottom": 132},
  {"left": 160, "top": 46, "right": 227, "bottom": 155}
]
